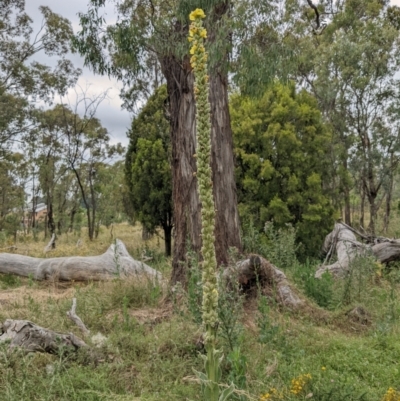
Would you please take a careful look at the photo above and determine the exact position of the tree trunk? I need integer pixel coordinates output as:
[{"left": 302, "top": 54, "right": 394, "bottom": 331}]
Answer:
[
  {"left": 383, "top": 176, "right": 393, "bottom": 234},
  {"left": 343, "top": 186, "right": 351, "bottom": 225},
  {"left": 209, "top": 72, "right": 242, "bottom": 266},
  {"left": 360, "top": 183, "right": 365, "bottom": 228},
  {"left": 161, "top": 53, "right": 201, "bottom": 285},
  {"left": 0, "top": 240, "right": 160, "bottom": 281},
  {"left": 161, "top": 21, "right": 241, "bottom": 284},
  {"left": 368, "top": 192, "right": 377, "bottom": 235},
  {"left": 47, "top": 201, "right": 56, "bottom": 245},
  {"left": 163, "top": 224, "right": 172, "bottom": 257},
  {"left": 69, "top": 207, "right": 76, "bottom": 232}
]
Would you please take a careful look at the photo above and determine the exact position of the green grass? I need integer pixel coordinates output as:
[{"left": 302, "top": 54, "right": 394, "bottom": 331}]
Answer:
[{"left": 0, "top": 224, "right": 400, "bottom": 400}]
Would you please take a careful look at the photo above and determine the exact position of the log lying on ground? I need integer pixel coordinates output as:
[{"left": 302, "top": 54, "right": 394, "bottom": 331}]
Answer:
[
  {"left": 315, "top": 223, "right": 400, "bottom": 278},
  {"left": 223, "top": 254, "right": 303, "bottom": 308},
  {"left": 0, "top": 319, "right": 87, "bottom": 353},
  {"left": 0, "top": 239, "right": 160, "bottom": 282}
]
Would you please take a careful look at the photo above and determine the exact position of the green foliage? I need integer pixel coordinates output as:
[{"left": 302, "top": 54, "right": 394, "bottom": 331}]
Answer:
[
  {"left": 293, "top": 262, "right": 334, "bottom": 309},
  {"left": 125, "top": 85, "right": 173, "bottom": 255},
  {"left": 231, "top": 82, "right": 337, "bottom": 257},
  {"left": 285, "top": 0, "right": 400, "bottom": 232},
  {"left": 0, "top": 1, "right": 80, "bottom": 156},
  {"left": 339, "top": 256, "right": 377, "bottom": 307},
  {"left": 242, "top": 220, "right": 300, "bottom": 271},
  {"left": 0, "top": 274, "right": 21, "bottom": 289},
  {"left": 257, "top": 296, "right": 280, "bottom": 345}
]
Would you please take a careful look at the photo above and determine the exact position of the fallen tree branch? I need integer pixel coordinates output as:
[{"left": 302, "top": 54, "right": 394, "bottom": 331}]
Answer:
[
  {"left": 0, "top": 319, "right": 87, "bottom": 353},
  {"left": 44, "top": 233, "right": 56, "bottom": 253},
  {"left": 67, "top": 298, "right": 90, "bottom": 336},
  {"left": 316, "top": 223, "right": 400, "bottom": 278},
  {"left": 0, "top": 239, "right": 161, "bottom": 282}
]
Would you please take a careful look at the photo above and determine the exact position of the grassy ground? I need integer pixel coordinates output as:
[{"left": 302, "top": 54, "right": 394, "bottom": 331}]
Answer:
[{"left": 0, "top": 224, "right": 399, "bottom": 400}]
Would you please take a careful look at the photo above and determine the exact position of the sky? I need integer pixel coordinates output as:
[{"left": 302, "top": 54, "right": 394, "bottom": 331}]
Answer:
[
  {"left": 25, "top": 0, "right": 400, "bottom": 147},
  {"left": 26, "top": 0, "right": 131, "bottom": 147}
]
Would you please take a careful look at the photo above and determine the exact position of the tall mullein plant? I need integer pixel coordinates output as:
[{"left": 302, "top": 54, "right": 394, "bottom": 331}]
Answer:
[{"left": 188, "top": 9, "right": 234, "bottom": 401}]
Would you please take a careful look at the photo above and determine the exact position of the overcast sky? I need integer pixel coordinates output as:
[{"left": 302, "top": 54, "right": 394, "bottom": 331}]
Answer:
[
  {"left": 26, "top": 0, "right": 131, "bottom": 147},
  {"left": 25, "top": 0, "right": 400, "bottom": 147}
]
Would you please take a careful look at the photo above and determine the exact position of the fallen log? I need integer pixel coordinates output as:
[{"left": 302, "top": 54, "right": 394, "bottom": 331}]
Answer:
[
  {"left": 0, "top": 239, "right": 160, "bottom": 282},
  {"left": 223, "top": 254, "right": 302, "bottom": 308},
  {"left": 316, "top": 223, "right": 400, "bottom": 278},
  {"left": 0, "top": 319, "right": 87, "bottom": 353}
]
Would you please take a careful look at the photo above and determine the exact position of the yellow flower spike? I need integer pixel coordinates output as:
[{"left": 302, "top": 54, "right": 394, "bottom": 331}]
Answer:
[
  {"left": 189, "top": 8, "right": 206, "bottom": 21},
  {"left": 189, "top": 45, "right": 197, "bottom": 55},
  {"left": 188, "top": 37, "right": 194, "bottom": 42}
]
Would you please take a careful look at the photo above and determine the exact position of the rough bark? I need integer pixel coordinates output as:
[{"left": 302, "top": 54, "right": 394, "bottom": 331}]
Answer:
[
  {"left": 316, "top": 222, "right": 400, "bottom": 278},
  {"left": 0, "top": 319, "right": 87, "bottom": 353},
  {"left": 161, "top": 52, "right": 201, "bottom": 285},
  {"left": 209, "top": 72, "right": 242, "bottom": 266},
  {"left": 162, "top": 16, "right": 241, "bottom": 284},
  {"left": 223, "top": 254, "right": 302, "bottom": 308},
  {"left": 0, "top": 239, "right": 160, "bottom": 281}
]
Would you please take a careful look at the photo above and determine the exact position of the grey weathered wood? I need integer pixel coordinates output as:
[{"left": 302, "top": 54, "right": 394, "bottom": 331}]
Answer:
[
  {"left": 67, "top": 298, "right": 90, "bottom": 336},
  {"left": 0, "top": 239, "right": 161, "bottom": 282},
  {"left": 0, "top": 319, "right": 87, "bottom": 353},
  {"left": 316, "top": 223, "right": 400, "bottom": 278},
  {"left": 44, "top": 233, "right": 56, "bottom": 253},
  {"left": 223, "top": 254, "right": 302, "bottom": 308}
]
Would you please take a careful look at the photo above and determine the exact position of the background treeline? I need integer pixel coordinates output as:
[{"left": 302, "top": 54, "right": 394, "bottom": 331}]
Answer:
[{"left": 2, "top": 0, "right": 400, "bottom": 261}]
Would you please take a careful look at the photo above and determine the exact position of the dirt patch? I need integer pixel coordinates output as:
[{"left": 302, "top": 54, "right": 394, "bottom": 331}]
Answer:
[{"left": 130, "top": 307, "right": 171, "bottom": 325}]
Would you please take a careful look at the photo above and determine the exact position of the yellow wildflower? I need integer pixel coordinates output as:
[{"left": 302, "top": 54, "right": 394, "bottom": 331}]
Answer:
[
  {"left": 189, "top": 8, "right": 206, "bottom": 21},
  {"left": 190, "top": 45, "right": 197, "bottom": 55},
  {"left": 290, "top": 374, "right": 312, "bottom": 395},
  {"left": 199, "top": 28, "right": 207, "bottom": 38},
  {"left": 321, "top": 366, "right": 326, "bottom": 371},
  {"left": 189, "top": 26, "right": 197, "bottom": 36},
  {"left": 382, "top": 387, "right": 400, "bottom": 401}
]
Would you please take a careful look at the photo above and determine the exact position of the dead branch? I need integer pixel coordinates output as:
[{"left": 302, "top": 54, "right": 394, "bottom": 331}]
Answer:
[
  {"left": 67, "top": 298, "right": 90, "bottom": 336},
  {"left": 0, "top": 319, "right": 87, "bottom": 353}
]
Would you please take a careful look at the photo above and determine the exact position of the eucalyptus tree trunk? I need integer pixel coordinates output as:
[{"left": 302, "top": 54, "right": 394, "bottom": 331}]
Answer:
[
  {"left": 359, "top": 182, "right": 365, "bottom": 228},
  {"left": 161, "top": 54, "right": 241, "bottom": 284},
  {"left": 383, "top": 175, "right": 394, "bottom": 234},
  {"left": 161, "top": 53, "right": 202, "bottom": 284},
  {"left": 209, "top": 72, "right": 242, "bottom": 266}
]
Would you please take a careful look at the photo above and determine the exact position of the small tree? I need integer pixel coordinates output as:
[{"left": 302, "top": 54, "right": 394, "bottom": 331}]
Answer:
[
  {"left": 231, "top": 82, "right": 337, "bottom": 257},
  {"left": 125, "top": 85, "right": 173, "bottom": 256}
]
